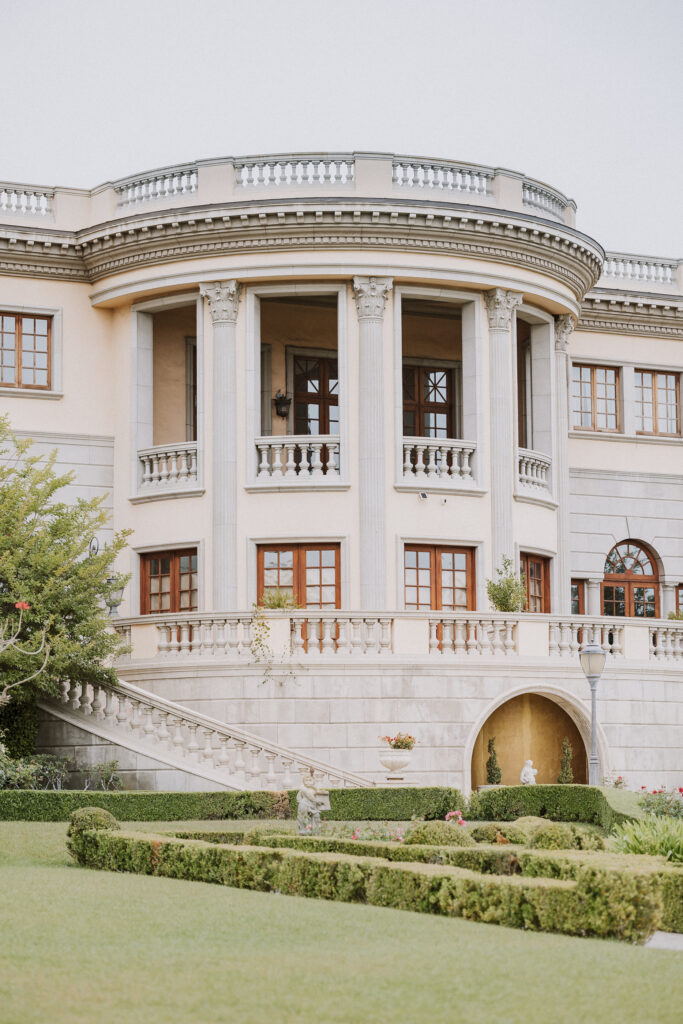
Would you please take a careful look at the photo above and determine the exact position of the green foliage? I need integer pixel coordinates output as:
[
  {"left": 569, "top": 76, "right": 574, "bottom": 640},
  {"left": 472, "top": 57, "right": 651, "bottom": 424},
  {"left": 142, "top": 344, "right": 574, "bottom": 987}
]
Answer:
[
  {"left": 485, "top": 736, "right": 502, "bottom": 785},
  {"left": 639, "top": 788, "right": 683, "bottom": 819},
  {"left": 557, "top": 737, "right": 573, "bottom": 784},
  {"left": 467, "top": 785, "right": 631, "bottom": 830},
  {"left": 318, "top": 786, "right": 466, "bottom": 822},
  {"left": 0, "top": 748, "right": 70, "bottom": 790},
  {"left": 667, "top": 609, "right": 683, "bottom": 620},
  {"left": 83, "top": 760, "right": 123, "bottom": 791},
  {"left": 0, "top": 789, "right": 292, "bottom": 821},
  {"left": 612, "top": 817, "right": 683, "bottom": 864},
  {"left": 404, "top": 821, "right": 476, "bottom": 847},
  {"left": 0, "top": 417, "right": 131, "bottom": 710},
  {"left": 0, "top": 701, "right": 38, "bottom": 757},
  {"left": 486, "top": 555, "right": 527, "bottom": 612},
  {"left": 470, "top": 823, "right": 528, "bottom": 844},
  {"left": 66, "top": 806, "right": 120, "bottom": 840},
  {"left": 531, "top": 823, "right": 575, "bottom": 850},
  {"left": 257, "top": 590, "right": 300, "bottom": 610}
]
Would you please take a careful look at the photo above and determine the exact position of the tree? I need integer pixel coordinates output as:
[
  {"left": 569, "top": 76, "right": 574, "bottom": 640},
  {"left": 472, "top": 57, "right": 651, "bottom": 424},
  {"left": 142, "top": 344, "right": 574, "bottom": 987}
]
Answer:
[
  {"left": 0, "top": 417, "right": 130, "bottom": 752},
  {"left": 557, "top": 736, "right": 574, "bottom": 784},
  {"left": 486, "top": 556, "right": 527, "bottom": 612},
  {"left": 486, "top": 736, "right": 502, "bottom": 785}
]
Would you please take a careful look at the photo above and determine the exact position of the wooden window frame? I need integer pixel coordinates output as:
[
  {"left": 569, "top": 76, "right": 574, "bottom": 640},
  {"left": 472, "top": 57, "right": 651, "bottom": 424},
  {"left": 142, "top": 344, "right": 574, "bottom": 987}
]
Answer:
[
  {"left": 290, "top": 352, "right": 339, "bottom": 436},
  {"left": 571, "top": 363, "right": 620, "bottom": 433},
  {"left": 402, "top": 364, "right": 455, "bottom": 440},
  {"left": 634, "top": 369, "right": 681, "bottom": 437},
  {"left": 676, "top": 585, "right": 682, "bottom": 613},
  {"left": 601, "top": 541, "right": 659, "bottom": 618},
  {"left": 0, "top": 311, "right": 52, "bottom": 390},
  {"left": 257, "top": 543, "right": 341, "bottom": 609},
  {"left": 140, "top": 548, "right": 198, "bottom": 615},
  {"left": 520, "top": 552, "right": 551, "bottom": 613},
  {"left": 571, "top": 579, "right": 585, "bottom": 616},
  {"left": 403, "top": 545, "right": 476, "bottom": 611}
]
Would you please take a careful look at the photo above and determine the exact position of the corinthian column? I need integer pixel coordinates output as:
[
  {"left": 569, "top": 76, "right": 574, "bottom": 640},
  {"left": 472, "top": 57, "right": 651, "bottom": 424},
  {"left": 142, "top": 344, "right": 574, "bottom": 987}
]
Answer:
[
  {"left": 353, "top": 276, "right": 392, "bottom": 609},
  {"left": 554, "top": 314, "right": 575, "bottom": 614},
  {"left": 200, "top": 280, "right": 241, "bottom": 610},
  {"left": 484, "top": 288, "right": 523, "bottom": 572}
]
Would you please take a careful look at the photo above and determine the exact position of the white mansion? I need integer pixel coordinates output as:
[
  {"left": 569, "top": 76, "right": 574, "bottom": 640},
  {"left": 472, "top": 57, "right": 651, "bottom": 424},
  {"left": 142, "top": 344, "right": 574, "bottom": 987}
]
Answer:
[{"left": 1, "top": 152, "right": 681, "bottom": 793}]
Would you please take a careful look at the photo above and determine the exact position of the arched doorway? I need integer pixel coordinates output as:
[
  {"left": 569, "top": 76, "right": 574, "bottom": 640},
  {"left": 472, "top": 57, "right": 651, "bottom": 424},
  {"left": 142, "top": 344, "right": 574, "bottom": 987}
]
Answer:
[
  {"left": 470, "top": 693, "right": 588, "bottom": 789},
  {"left": 602, "top": 540, "right": 659, "bottom": 618}
]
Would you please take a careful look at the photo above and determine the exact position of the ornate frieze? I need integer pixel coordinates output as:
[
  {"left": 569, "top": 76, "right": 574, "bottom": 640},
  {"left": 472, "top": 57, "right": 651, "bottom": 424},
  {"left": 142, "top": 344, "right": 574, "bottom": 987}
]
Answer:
[
  {"left": 578, "top": 292, "right": 683, "bottom": 339},
  {"left": 554, "top": 314, "right": 576, "bottom": 351},
  {"left": 483, "top": 288, "right": 523, "bottom": 330},
  {"left": 353, "top": 276, "right": 392, "bottom": 319},
  {"left": 199, "top": 280, "right": 241, "bottom": 323}
]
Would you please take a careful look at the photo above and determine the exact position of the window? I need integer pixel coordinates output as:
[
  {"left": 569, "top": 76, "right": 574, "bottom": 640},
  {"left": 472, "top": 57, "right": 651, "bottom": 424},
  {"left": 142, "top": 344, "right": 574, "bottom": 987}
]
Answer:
[
  {"left": 404, "top": 546, "right": 475, "bottom": 610},
  {"left": 520, "top": 553, "right": 550, "bottom": 613},
  {"left": 0, "top": 312, "right": 51, "bottom": 389},
  {"left": 634, "top": 370, "right": 680, "bottom": 436},
  {"left": 293, "top": 355, "right": 338, "bottom": 436},
  {"left": 140, "top": 549, "right": 198, "bottom": 614},
  {"left": 601, "top": 541, "right": 658, "bottom": 618},
  {"left": 257, "top": 543, "right": 340, "bottom": 608},
  {"left": 403, "top": 365, "right": 454, "bottom": 438},
  {"left": 571, "top": 579, "right": 585, "bottom": 616},
  {"left": 571, "top": 364, "right": 619, "bottom": 431},
  {"left": 677, "top": 585, "right": 683, "bottom": 613}
]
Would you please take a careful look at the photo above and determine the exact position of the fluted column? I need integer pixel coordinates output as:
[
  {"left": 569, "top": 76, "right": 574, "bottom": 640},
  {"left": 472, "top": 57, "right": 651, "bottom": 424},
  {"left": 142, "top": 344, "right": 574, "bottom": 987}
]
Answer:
[
  {"left": 353, "top": 276, "right": 392, "bottom": 609},
  {"left": 554, "top": 315, "right": 575, "bottom": 614},
  {"left": 200, "top": 280, "right": 241, "bottom": 610},
  {"left": 484, "top": 288, "right": 523, "bottom": 572}
]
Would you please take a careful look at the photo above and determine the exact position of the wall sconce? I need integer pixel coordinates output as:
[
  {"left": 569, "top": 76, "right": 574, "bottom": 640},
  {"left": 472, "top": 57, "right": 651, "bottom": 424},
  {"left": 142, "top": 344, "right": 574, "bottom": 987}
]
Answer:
[{"left": 273, "top": 390, "right": 292, "bottom": 419}]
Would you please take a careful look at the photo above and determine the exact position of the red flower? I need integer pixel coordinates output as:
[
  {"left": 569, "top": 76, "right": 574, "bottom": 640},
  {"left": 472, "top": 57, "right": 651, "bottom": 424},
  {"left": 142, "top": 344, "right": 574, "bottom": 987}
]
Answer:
[
  {"left": 14, "top": 601, "right": 30, "bottom": 611},
  {"left": 641, "top": 786, "right": 646, "bottom": 789},
  {"left": 678, "top": 788, "right": 683, "bottom": 795}
]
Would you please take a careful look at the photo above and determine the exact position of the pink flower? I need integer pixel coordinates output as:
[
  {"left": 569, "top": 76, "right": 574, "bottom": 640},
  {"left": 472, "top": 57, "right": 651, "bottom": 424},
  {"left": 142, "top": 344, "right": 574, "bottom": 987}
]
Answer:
[{"left": 14, "top": 601, "right": 30, "bottom": 611}]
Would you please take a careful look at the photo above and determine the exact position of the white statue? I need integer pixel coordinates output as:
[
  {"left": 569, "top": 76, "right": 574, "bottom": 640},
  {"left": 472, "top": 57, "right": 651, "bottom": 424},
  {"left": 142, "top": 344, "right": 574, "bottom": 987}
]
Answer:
[
  {"left": 520, "top": 760, "right": 538, "bottom": 785},
  {"left": 296, "top": 771, "right": 330, "bottom": 834}
]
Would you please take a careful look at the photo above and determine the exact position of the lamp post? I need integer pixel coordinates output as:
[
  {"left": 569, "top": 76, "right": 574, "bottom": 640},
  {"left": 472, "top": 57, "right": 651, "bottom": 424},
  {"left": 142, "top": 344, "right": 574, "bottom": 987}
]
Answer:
[{"left": 579, "top": 642, "right": 606, "bottom": 786}]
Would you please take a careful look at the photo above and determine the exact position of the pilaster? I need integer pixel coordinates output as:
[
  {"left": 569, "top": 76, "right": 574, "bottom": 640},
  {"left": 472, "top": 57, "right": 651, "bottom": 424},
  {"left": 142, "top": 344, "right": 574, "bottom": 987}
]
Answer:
[
  {"left": 554, "top": 314, "right": 575, "bottom": 614},
  {"left": 353, "top": 276, "right": 392, "bottom": 609},
  {"left": 200, "top": 280, "right": 241, "bottom": 610}
]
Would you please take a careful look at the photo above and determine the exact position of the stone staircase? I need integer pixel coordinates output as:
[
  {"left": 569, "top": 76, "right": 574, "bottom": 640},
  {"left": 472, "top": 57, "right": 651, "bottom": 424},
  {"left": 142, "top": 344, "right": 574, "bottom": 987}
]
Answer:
[{"left": 39, "top": 676, "right": 373, "bottom": 791}]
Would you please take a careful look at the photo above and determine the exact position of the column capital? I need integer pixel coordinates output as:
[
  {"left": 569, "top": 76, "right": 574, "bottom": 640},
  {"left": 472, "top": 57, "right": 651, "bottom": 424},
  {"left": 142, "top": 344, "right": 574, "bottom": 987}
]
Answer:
[
  {"left": 353, "top": 276, "right": 392, "bottom": 320},
  {"left": 200, "top": 280, "right": 241, "bottom": 324},
  {"left": 483, "top": 288, "right": 523, "bottom": 330},
  {"left": 554, "top": 314, "right": 576, "bottom": 352}
]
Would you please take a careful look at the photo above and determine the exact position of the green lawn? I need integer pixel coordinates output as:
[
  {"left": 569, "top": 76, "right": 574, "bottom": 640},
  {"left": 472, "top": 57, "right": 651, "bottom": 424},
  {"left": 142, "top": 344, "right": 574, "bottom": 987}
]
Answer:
[{"left": 1, "top": 822, "right": 681, "bottom": 1024}]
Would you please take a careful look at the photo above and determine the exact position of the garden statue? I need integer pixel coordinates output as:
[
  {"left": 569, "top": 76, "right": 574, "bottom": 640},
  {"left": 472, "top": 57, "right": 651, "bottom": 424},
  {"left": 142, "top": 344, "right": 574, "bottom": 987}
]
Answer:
[
  {"left": 520, "top": 760, "right": 538, "bottom": 785},
  {"left": 296, "top": 771, "right": 330, "bottom": 834}
]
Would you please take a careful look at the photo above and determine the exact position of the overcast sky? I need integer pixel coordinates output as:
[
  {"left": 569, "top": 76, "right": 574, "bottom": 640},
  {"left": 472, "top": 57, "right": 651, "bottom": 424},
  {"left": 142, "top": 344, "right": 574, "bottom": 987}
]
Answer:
[{"left": 2, "top": 0, "right": 681, "bottom": 256}]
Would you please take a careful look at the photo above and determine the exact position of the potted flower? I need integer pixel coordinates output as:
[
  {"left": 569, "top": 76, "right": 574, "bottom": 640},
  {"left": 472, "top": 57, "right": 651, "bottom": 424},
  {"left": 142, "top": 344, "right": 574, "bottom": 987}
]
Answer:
[{"left": 378, "top": 732, "right": 416, "bottom": 780}]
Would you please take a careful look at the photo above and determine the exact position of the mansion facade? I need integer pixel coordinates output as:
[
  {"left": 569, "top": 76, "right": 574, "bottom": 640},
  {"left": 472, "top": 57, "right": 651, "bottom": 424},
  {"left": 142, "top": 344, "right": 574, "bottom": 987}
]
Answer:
[{"left": 1, "top": 152, "right": 681, "bottom": 793}]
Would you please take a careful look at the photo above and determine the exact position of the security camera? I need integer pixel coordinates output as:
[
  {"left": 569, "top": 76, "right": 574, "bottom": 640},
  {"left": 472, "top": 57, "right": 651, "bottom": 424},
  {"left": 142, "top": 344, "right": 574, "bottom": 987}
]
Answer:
[{"left": 418, "top": 491, "right": 428, "bottom": 501}]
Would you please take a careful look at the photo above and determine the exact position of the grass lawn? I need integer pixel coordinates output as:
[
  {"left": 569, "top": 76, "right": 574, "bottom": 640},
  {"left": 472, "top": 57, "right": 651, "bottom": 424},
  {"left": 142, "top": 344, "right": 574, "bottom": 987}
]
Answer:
[{"left": 1, "top": 822, "right": 681, "bottom": 1024}]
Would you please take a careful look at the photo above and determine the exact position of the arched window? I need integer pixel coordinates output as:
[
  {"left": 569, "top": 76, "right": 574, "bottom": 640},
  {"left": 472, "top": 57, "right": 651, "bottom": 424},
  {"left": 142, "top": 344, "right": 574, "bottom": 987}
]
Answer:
[{"left": 602, "top": 541, "right": 659, "bottom": 618}]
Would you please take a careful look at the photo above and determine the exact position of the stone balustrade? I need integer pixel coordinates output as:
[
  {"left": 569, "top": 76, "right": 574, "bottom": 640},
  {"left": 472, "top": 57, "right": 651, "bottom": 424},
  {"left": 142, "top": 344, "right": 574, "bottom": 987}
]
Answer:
[
  {"left": 392, "top": 158, "right": 492, "bottom": 196},
  {"left": 137, "top": 442, "right": 198, "bottom": 493},
  {"left": 255, "top": 435, "right": 340, "bottom": 481},
  {"left": 521, "top": 180, "right": 568, "bottom": 222},
  {"left": 601, "top": 254, "right": 678, "bottom": 288},
  {"left": 53, "top": 676, "right": 371, "bottom": 790},
  {"left": 402, "top": 437, "right": 477, "bottom": 485},
  {"left": 235, "top": 156, "right": 354, "bottom": 187},
  {"left": 115, "top": 165, "right": 198, "bottom": 206},
  {"left": 115, "top": 612, "right": 683, "bottom": 662},
  {"left": 517, "top": 448, "right": 551, "bottom": 493},
  {"left": 0, "top": 183, "right": 52, "bottom": 216}
]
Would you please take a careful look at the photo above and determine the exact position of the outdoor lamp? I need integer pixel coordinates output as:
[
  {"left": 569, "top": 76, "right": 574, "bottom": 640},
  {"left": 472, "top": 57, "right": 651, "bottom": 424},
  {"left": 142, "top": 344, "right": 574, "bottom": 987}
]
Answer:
[
  {"left": 579, "top": 642, "right": 606, "bottom": 786},
  {"left": 273, "top": 390, "right": 292, "bottom": 418},
  {"left": 104, "top": 577, "right": 125, "bottom": 618}
]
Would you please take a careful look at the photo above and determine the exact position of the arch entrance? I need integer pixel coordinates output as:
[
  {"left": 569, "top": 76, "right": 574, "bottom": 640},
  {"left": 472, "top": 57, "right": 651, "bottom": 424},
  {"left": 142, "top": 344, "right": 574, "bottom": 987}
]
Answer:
[{"left": 470, "top": 693, "right": 588, "bottom": 789}]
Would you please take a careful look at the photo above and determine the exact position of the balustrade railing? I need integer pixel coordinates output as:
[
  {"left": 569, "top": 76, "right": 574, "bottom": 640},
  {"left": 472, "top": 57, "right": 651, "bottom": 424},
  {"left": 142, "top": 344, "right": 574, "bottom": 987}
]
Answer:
[
  {"left": 402, "top": 437, "right": 476, "bottom": 485},
  {"left": 601, "top": 254, "right": 678, "bottom": 287},
  {"left": 115, "top": 165, "right": 198, "bottom": 206},
  {"left": 235, "top": 156, "right": 354, "bottom": 188},
  {"left": 649, "top": 623, "right": 683, "bottom": 661},
  {"left": 0, "top": 184, "right": 52, "bottom": 216},
  {"left": 521, "top": 181, "right": 567, "bottom": 221},
  {"left": 138, "top": 442, "right": 198, "bottom": 492},
  {"left": 428, "top": 615, "right": 519, "bottom": 656},
  {"left": 53, "top": 676, "right": 371, "bottom": 790},
  {"left": 549, "top": 619, "right": 624, "bottom": 658},
  {"left": 290, "top": 614, "right": 393, "bottom": 655},
  {"left": 255, "top": 435, "right": 340, "bottom": 481},
  {"left": 392, "top": 159, "right": 492, "bottom": 195},
  {"left": 157, "top": 615, "right": 254, "bottom": 657},
  {"left": 517, "top": 448, "right": 551, "bottom": 493}
]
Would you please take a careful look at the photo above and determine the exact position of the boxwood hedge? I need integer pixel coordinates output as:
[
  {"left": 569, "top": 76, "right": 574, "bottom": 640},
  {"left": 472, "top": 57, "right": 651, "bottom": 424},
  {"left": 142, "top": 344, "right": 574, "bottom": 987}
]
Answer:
[{"left": 468, "top": 785, "right": 630, "bottom": 829}]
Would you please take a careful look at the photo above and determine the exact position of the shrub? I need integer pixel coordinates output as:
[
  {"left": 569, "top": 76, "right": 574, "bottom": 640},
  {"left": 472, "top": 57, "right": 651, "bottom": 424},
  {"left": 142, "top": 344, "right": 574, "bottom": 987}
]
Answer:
[
  {"left": 319, "top": 786, "right": 466, "bottom": 822},
  {"left": 639, "top": 788, "right": 683, "bottom": 819},
  {"left": 0, "top": 789, "right": 290, "bottom": 821},
  {"left": 470, "top": 823, "right": 528, "bottom": 844},
  {"left": 404, "top": 821, "right": 476, "bottom": 847},
  {"left": 66, "top": 806, "right": 120, "bottom": 858},
  {"left": 467, "top": 785, "right": 629, "bottom": 830},
  {"left": 486, "top": 556, "right": 526, "bottom": 612},
  {"left": 512, "top": 816, "right": 548, "bottom": 838},
  {"left": 612, "top": 817, "right": 683, "bottom": 864},
  {"left": 83, "top": 760, "right": 123, "bottom": 791},
  {"left": 557, "top": 737, "right": 573, "bottom": 784},
  {"left": 485, "top": 737, "right": 502, "bottom": 786},
  {"left": 531, "top": 823, "right": 575, "bottom": 850}
]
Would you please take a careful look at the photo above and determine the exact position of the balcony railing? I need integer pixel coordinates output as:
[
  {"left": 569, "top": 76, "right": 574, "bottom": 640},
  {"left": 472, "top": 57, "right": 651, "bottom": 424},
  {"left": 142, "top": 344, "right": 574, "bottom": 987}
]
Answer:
[
  {"left": 402, "top": 437, "right": 477, "bottom": 486},
  {"left": 137, "top": 442, "right": 199, "bottom": 494},
  {"left": 115, "top": 165, "right": 198, "bottom": 206},
  {"left": 517, "top": 448, "right": 551, "bottom": 495},
  {"left": 235, "top": 155, "right": 354, "bottom": 188},
  {"left": 392, "top": 158, "right": 492, "bottom": 196},
  {"left": 255, "top": 435, "right": 340, "bottom": 482},
  {"left": 0, "top": 182, "right": 52, "bottom": 216}
]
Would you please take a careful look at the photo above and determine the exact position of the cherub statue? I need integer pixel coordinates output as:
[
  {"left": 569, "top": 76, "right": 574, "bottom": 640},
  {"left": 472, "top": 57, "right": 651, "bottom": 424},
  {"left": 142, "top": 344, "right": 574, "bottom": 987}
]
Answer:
[
  {"left": 520, "top": 760, "right": 538, "bottom": 785},
  {"left": 296, "top": 771, "right": 330, "bottom": 834}
]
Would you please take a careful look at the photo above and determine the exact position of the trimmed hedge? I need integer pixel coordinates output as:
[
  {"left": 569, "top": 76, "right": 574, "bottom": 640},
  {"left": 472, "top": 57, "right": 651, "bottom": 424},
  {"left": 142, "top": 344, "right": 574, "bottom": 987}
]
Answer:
[
  {"left": 0, "top": 786, "right": 464, "bottom": 822},
  {"left": 468, "top": 785, "right": 630, "bottom": 829},
  {"left": 69, "top": 826, "right": 662, "bottom": 942}
]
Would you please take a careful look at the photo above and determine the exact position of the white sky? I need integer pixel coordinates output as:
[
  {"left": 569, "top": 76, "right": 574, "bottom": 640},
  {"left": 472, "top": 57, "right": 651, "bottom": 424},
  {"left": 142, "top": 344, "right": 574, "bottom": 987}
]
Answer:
[{"left": 2, "top": 0, "right": 681, "bottom": 257}]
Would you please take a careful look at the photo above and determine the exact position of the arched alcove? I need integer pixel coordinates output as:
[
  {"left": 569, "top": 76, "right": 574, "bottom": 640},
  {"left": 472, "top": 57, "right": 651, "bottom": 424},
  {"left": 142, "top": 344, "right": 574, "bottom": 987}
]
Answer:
[{"left": 470, "top": 693, "right": 588, "bottom": 789}]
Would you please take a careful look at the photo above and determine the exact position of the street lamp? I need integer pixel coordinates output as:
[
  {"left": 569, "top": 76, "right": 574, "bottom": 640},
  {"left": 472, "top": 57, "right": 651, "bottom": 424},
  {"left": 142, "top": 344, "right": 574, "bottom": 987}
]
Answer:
[{"left": 579, "top": 642, "right": 606, "bottom": 786}]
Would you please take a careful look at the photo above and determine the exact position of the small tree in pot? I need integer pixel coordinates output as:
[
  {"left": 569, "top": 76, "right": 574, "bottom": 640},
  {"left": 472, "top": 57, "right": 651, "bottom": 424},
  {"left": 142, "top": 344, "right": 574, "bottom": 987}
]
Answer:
[{"left": 486, "top": 736, "right": 502, "bottom": 785}]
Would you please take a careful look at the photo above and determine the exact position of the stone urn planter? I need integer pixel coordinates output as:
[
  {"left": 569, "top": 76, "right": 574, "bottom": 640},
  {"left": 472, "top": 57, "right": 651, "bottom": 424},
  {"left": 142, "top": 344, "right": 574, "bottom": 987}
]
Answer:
[{"left": 379, "top": 748, "right": 412, "bottom": 780}]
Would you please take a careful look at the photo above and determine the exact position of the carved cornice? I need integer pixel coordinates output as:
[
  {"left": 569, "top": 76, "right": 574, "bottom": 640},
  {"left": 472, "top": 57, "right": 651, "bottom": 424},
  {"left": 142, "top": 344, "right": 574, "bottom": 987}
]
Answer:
[
  {"left": 353, "top": 276, "right": 392, "bottom": 319},
  {"left": 0, "top": 201, "right": 604, "bottom": 302},
  {"left": 199, "top": 280, "right": 241, "bottom": 323},
  {"left": 578, "top": 292, "right": 683, "bottom": 339},
  {"left": 554, "top": 314, "right": 576, "bottom": 352},
  {"left": 483, "top": 288, "right": 523, "bottom": 330}
]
